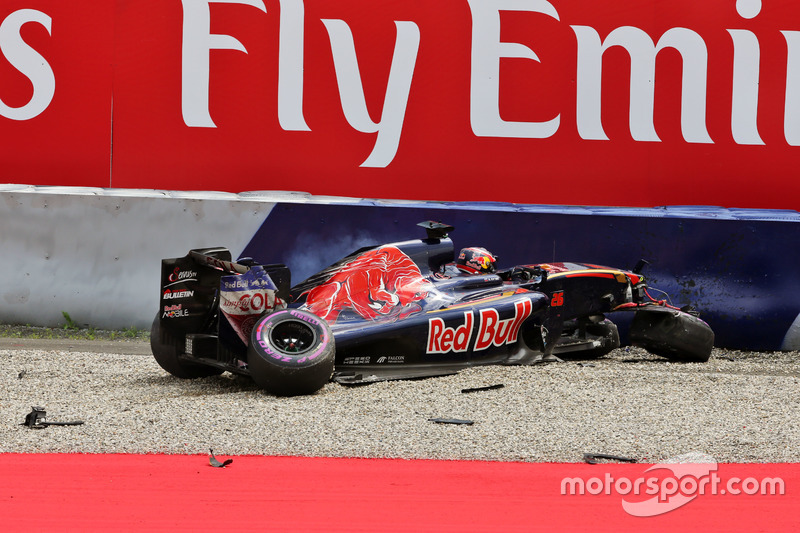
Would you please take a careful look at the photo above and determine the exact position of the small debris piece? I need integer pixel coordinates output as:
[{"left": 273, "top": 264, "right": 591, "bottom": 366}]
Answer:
[
  {"left": 583, "top": 452, "right": 637, "bottom": 464},
  {"left": 577, "top": 363, "right": 596, "bottom": 368},
  {"left": 21, "top": 407, "right": 84, "bottom": 429},
  {"left": 209, "top": 449, "right": 233, "bottom": 468},
  {"left": 461, "top": 384, "right": 504, "bottom": 394},
  {"left": 22, "top": 407, "right": 47, "bottom": 428},
  {"left": 18, "top": 370, "right": 26, "bottom": 379},
  {"left": 429, "top": 418, "right": 474, "bottom": 425}
]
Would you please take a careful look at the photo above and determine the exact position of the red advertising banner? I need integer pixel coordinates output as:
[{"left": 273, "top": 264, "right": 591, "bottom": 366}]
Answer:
[{"left": 2, "top": 1, "right": 799, "bottom": 208}]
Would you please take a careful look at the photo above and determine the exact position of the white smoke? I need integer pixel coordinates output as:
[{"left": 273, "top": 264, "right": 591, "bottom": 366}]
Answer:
[{"left": 286, "top": 230, "right": 381, "bottom": 283}]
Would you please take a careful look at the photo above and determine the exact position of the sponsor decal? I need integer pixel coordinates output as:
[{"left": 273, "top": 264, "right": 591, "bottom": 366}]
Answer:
[
  {"left": 474, "top": 299, "right": 533, "bottom": 351},
  {"left": 220, "top": 267, "right": 284, "bottom": 344},
  {"left": 289, "top": 310, "right": 322, "bottom": 327},
  {"left": 376, "top": 356, "right": 405, "bottom": 364},
  {"left": 342, "top": 356, "right": 372, "bottom": 365},
  {"left": 162, "top": 304, "right": 190, "bottom": 318},
  {"left": 168, "top": 267, "right": 197, "bottom": 283},
  {"left": 173, "top": 0, "right": 800, "bottom": 169},
  {"left": 221, "top": 276, "right": 270, "bottom": 290},
  {"left": 427, "top": 312, "right": 474, "bottom": 354},
  {"left": 427, "top": 299, "right": 534, "bottom": 354},
  {"left": 163, "top": 288, "right": 194, "bottom": 300},
  {"left": 221, "top": 292, "right": 268, "bottom": 313}
]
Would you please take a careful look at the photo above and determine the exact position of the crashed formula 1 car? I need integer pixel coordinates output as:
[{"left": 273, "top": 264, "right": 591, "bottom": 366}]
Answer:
[{"left": 151, "top": 222, "right": 714, "bottom": 396}]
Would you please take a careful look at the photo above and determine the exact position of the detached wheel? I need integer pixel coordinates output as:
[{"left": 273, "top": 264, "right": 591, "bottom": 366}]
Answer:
[
  {"left": 248, "top": 310, "right": 335, "bottom": 396},
  {"left": 150, "top": 315, "right": 223, "bottom": 379},
  {"left": 629, "top": 307, "right": 714, "bottom": 362}
]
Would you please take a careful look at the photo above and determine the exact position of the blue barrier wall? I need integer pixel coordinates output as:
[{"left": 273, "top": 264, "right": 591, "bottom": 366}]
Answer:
[{"left": 242, "top": 202, "right": 800, "bottom": 351}]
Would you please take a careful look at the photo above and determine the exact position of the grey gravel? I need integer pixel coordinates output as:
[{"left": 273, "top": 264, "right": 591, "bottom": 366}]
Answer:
[{"left": 2, "top": 346, "right": 799, "bottom": 463}]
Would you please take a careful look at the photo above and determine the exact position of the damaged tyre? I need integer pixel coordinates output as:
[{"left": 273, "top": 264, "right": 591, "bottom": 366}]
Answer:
[
  {"left": 629, "top": 307, "right": 714, "bottom": 362},
  {"left": 248, "top": 309, "right": 335, "bottom": 396},
  {"left": 553, "top": 317, "right": 620, "bottom": 359},
  {"left": 577, "top": 318, "right": 620, "bottom": 359},
  {"left": 150, "top": 315, "right": 223, "bottom": 379}
]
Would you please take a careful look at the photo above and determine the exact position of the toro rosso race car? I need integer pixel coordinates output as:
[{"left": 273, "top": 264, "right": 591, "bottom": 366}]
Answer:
[{"left": 152, "top": 222, "right": 714, "bottom": 396}]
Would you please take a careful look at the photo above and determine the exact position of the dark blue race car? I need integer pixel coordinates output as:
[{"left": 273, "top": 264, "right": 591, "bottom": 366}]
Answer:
[{"left": 151, "top": 222, "right": 714, "bottom": 395}]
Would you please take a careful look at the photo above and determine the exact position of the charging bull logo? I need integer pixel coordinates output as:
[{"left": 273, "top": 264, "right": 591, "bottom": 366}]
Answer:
[
  {"left": 427, "top": 299, "right": 534, "bottom": 354},
  {"left": 300, "top": 246, "right": 433, "bottom": 322}
]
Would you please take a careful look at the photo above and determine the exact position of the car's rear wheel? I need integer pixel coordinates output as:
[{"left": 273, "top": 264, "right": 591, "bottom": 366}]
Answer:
[
  {"left": 247, "top": 310, "right": 335, "bottom": 396},
  {"left": 150, "top": 314, "right": 223, "bottom": 378},
  {"left": 629, "top": 307, "right": 714, "bottom": 362}
]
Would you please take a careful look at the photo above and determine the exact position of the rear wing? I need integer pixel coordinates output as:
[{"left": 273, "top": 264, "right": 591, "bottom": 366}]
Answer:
[
  {"left": 187, "top": 248, "right": 291, "bottom": 300},
  {"left": 189, "top": 249, "right": 248, "bottom": 274},
  {"left": 158, "top": 248, "right": 291, "bottom": 335}
]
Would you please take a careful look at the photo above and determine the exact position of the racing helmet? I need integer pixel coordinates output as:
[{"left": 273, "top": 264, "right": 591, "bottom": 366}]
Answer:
[{"left": 456, "top": 247, "right": 498, "bottom": 274}]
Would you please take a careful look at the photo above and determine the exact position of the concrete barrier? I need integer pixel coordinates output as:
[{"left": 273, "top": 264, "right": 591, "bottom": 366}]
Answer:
[{"left": 0, "top": 185, "right": 277, "bottom": 329}]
